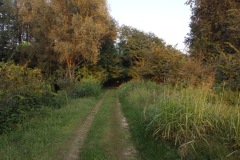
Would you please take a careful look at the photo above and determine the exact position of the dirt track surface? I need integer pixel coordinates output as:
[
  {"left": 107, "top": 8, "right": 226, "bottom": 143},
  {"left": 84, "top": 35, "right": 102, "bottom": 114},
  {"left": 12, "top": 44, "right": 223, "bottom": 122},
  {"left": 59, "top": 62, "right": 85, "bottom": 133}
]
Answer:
[
  {"left": 64, "top": 91, "right": 108, "bottom": 160},
  {"left": 63, "top": 90, "right": 138, "bottom": 160}
]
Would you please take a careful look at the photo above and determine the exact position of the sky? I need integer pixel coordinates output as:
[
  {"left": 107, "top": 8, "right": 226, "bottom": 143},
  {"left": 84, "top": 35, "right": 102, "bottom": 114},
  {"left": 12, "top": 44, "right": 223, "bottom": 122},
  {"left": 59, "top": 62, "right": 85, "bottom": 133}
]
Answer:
[{"left": 107, "top": 0, "right": 191, "bottom": 52}]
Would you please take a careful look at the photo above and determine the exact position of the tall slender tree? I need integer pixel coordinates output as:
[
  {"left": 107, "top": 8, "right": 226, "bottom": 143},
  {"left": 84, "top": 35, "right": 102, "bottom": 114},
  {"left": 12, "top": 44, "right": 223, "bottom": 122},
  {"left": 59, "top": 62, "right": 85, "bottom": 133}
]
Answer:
[{"left": 0, "top": 0, "right": 18, "bottom": 60}]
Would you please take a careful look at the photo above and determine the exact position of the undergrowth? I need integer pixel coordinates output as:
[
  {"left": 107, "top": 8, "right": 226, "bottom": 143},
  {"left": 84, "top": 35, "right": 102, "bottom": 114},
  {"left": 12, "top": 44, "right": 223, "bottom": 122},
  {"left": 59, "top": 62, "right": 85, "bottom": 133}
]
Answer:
[{"left": 0, "top": 62, "right": 102, "bottom": 134}]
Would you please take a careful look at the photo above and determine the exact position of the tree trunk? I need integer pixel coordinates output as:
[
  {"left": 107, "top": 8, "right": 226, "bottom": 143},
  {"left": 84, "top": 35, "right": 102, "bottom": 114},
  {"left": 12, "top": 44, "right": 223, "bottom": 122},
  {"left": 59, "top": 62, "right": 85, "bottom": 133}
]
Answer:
[{"left": 66, "top": 57, "right": 75, "bottom": 80}]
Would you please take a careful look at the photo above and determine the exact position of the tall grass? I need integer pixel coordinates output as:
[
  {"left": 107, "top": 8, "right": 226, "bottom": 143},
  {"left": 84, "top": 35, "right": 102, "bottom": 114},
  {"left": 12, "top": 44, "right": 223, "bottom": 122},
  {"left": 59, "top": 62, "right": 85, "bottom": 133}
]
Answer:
[
  {"left": 119, "top": 81, "right": 180, "bottom": 159},
  {"left": 119, "top": 81, "right": 240, "bottom": 159}
]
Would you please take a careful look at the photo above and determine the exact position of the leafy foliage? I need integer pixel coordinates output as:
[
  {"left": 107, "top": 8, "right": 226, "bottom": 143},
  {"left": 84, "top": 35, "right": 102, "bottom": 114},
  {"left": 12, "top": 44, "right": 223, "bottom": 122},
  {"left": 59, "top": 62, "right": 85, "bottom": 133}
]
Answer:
[
  {"left": 76, "top": 65, "right": 107, "bottom": 83},
  {"left": 0, "top": 62, "right": 67, "bottom": 133},
  {"left": 118, "top": 25, "right": 183, "bottom": 83},
  {"left": 186, "top": 0, "right": 240, "bottom": 90},
  {"left": 186, "top": 0, "right": 240, "bottom": 61},
  {"left": 117, "top": 25, "right": 215, "bottom": 87},
  {"left": 216, "top": 52, "right": 240, "bottom": 91},
  {"left": 68, "top": 78, "right": 101, "bottom": 98},
  {"left": 19, "top": 0, "right": 117, "bottom": 79},
  {"left": 176, "top": 58, "right": 215, "bottom": 88}
]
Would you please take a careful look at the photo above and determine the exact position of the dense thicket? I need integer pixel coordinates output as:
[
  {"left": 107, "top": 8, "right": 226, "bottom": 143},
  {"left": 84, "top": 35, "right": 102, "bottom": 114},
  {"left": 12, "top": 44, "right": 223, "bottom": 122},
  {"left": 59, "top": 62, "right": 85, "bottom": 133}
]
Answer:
[{"left": 1, "top": 0, "right": 239, "bottom": 87}]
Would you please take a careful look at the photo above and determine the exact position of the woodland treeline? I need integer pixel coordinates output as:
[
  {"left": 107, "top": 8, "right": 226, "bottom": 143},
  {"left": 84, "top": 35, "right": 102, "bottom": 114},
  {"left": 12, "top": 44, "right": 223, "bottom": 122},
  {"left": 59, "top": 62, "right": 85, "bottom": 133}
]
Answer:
[{"left": 0, "top": 0, "right": 239, "bottom": 89}]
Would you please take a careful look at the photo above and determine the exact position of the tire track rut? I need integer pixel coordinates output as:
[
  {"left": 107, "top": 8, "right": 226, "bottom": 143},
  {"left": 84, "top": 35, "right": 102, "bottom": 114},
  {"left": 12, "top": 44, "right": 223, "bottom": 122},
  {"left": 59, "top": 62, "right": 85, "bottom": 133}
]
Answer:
[{"left": 64, "top": 91, "right": 109, "bottom": 160}]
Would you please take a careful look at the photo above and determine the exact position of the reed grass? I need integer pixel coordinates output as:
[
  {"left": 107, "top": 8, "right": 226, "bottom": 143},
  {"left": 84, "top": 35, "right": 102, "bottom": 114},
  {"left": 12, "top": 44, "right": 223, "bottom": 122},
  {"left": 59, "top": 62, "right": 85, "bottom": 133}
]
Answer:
[{"left": 119, "top": 81, "right": 240, "bottom": 159}]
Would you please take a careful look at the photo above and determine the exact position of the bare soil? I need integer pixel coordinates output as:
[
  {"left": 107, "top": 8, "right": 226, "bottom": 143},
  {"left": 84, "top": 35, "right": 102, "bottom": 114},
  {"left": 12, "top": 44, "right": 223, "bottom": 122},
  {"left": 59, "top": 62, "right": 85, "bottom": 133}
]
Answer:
[{"left": 115, "top": 93, "right": 139, "bottom": 160}]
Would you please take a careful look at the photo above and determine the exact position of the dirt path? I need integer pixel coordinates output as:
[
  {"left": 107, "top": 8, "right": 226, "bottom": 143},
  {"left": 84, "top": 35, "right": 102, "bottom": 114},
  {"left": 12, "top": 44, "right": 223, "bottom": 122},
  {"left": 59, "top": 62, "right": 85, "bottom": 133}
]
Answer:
[
  {"left": 62, "top": 89, "right": 138, "bottom": 160},
  {"left": 112, "top": 92, "right": 139, "bottom": 160},
  {"left": 64, "top": 91, "right": 109, "bottom": 160}
]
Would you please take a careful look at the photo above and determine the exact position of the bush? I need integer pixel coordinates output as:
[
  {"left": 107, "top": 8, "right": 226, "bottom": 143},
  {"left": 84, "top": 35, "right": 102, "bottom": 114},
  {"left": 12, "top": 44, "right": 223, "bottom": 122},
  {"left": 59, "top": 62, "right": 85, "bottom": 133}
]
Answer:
[
  {"left": 68, "top": 78, "right": 101, "bottom": 98},
  {"left": 56, "top": 78, "right": 73, "bottom": 91},
  {"left": 129, "top": 46, "right": 184, "bottom": 83},
  {"left": 0, "top": 62, "right": 67, "bottom": 134},
  {"left": 175, "top": 58, "right": 215, "bottom": 88},
  {"left": 0, "top": 91, "right": 68, "bottom": 133}
]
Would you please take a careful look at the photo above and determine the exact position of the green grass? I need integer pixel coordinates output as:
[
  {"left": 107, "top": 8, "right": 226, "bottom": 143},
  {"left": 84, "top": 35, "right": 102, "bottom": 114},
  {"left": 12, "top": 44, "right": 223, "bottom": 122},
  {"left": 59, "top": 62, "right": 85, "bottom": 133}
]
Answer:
[
  {"left": 0, "top": 96, "right": 100, "bottom": 160},
  {"left": 79, "top": 90, "right": 115, "bottom": 160},
  {"left": 118, "top": 81, "right": 240, "bottom": 159},
  {"left": 119, "top": 82, "right": 180, "bottom": 160}
]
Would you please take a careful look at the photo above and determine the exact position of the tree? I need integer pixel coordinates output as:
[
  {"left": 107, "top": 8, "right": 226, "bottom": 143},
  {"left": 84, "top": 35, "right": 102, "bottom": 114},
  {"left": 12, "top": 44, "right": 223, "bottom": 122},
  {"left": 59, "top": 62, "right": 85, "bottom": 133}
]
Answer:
[
  {"left": 99, "top": 46, "right": 125, "bottom": 85},
  {"left": 0, "top": 0, "right": 18, "bottom": 60},
  {"left": 186, "top": 0, "right": 240, "bottom": 62},
  {"left": 50, "top": 0, "right": 114, "bottom": 79},
  {"left": 19, "top": 0, "right": 115, "bottom": 79},
  {"left": 186, "top": 0, "right": 240, "bottom": 90},
  {"left": 118, "top": 25, "right": 183, "bottom": 83},
  {"left": 118, "top": 25, "right": 166, "bottom": 80}
]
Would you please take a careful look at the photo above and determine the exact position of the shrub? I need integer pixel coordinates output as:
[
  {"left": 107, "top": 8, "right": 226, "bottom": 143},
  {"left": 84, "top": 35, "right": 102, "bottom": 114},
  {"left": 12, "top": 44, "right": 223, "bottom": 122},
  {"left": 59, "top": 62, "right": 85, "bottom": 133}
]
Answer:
[
  {"left": 68, "top": 78, "right": 101, "bottom": 98},
  {"left": 56, "top": 78, "right": 73, "bottom": 91},
  {"left": 129, "top": 46, "right": 184, "bottom": 83},
  {"left": 0, "top": 62, "right": 44, "bottom": 97},
  {"left": 0, "top": 91, "right": 68, "bottom": 133},
  {"left": 175, "top": 58, "right": 215, "bottom": 88},
  {"left": 76, "top": 66, "right": 107, "bottom": 83},
  {"left": 0, "top": 62, "right": 67, "bottom": 133}
]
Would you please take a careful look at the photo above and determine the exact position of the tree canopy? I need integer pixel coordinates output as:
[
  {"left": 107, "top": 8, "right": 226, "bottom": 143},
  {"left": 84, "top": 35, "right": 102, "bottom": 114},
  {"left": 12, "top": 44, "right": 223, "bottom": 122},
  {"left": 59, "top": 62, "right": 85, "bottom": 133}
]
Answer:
[
  {"left": 0, "top": 0, "right": 239, "bottom": 89},
  {"left": 186, "top": 0, "right": 240, "bottom": 90},
  {"left": 17, "top": 0, "right": 116, "bottom": 79}
]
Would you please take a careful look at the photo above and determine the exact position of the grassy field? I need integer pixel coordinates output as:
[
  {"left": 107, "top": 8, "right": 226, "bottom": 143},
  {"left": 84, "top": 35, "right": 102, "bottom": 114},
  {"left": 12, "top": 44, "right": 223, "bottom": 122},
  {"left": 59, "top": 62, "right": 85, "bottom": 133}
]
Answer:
[
  {"left": 118, "top": 81, "right": 240, "bottom": 159},
  {"left": 0, "top": 96, "right": 100, "bottom": 160}
]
